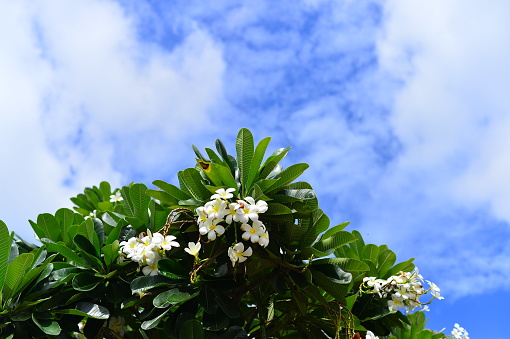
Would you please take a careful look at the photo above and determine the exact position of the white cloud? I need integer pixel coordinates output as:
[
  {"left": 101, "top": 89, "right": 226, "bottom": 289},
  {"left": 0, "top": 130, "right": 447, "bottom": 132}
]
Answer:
[
  {"left": 0, "top": 0, "right": 225, "bottom": 240},
  {"left": 372, "top": 0, "right": 510, "bottom": 297}
]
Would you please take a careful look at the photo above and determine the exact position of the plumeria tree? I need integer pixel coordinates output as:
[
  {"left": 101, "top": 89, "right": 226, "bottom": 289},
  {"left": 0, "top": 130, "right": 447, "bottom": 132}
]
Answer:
[{"left": 0, "top": 128, "right": 467, "bottom": 338}]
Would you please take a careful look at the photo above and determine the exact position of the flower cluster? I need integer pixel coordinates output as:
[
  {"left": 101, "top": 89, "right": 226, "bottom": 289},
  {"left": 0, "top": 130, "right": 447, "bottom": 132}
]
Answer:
[
  {"left": 196, "top": 188, "right": 269, "bottom": 244},
  {"left": 451, "top": 323, "right": 469, "bottom": 339},
  {"left": 191, "top": 188, "right": 270, "bottom": 266},
  {"left": 119, "top": 230, "right": 179, "bottom": 276},
  {"left": 361, "top": 268, "right": 443, "bottom": 313}
]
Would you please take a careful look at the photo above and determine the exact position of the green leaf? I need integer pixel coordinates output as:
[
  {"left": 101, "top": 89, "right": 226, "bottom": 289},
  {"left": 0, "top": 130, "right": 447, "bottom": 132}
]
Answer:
[
  {"left": 312, "top": 264, "right": 352, "bottom": 285},
  {"left": 314, "top": 231, "right": 356, "bottom": 253},
  {"left": 98, "top": 201, "right": 113, "bottom": 211},
  {"left": 102, "top": 241, "right": 119, "bottom": 268},
  {"left": 74, "top": 234, "right": 99, "bottom": 258},
  {"left": 311, "top": 268, "right": 349, "bottom": 304},
  {"left": 267, "top": 163, "right": 309, "bottom": 193},
  {"left": 131, "top": 275, "right": 177, "bottom": 295},
  {"left": 322, "top": 222, "right": 350, "bottom": 239},
  {"left": 245, "top": 136, "right": 271, "bottom": 191},
  {"left": 216, "top": 139, "right": 237, "bottom": 175},
  {"left": 260, "top": 147, "right": 290, "bottom": 179},
  {"left": 213, "top": 163, "right": 238, "bottom": 191},
  {"left": 128, "top": 183, "right": 151, "bottom": 227},
  {"left": 153, "top": 180, "right": 191, "bottom": 201},
  {"left": 362, "top": 244, "right": 379, "bottom": 263},
  {"left": 55, "top": 302, "right": 110, "bottom": 319},
  {"left": 55, "top": 208, "right": 76, "bottom": 247},
  {"left": 76, "top": 220, "right": 100, "bottom": 256},
  {"left": 378, "top": 249, "right": 397, "bottom": 278},
  {"left": 147, "top": 189, "right": 178, "bottom": 205},
  {"left": 99, "top": 181, "right": 112, "bottom": 201},
  {"left": 3, "top": 253, "right": 34, "bottom": 300},
  {"left": 236, "top": 128, "right": 254, "bottom": 195},
  {"left": 203, "top": 307, "right": 229, "bottom": 331},
  {"left": 192, "top": 144, "right": 209, "bottom": 161},
  {"left": 36, "top": 213, "right": 61, "bottom": 242},
  {"left": 43, "top": 241, "right": 93, "bottom": 269},
  {"left": 300, "top": 209, "right": 330, "bottom": 247},
  {"left": 72, "top": 272, "right": 102, "bottom": 291},
  {"left": 158, "top": 259, "right": 189, "bottom": 279},
  {"left": 180, "top": 319, "right": 204, "bottom": 339},
  {"left": 205, "top": 148, "right": 224, "bottom": 165},
  {"left": 0, "top": 220, "right": 11, "bottom": 294},
  {"left": 312, "top": 258, "right": 370, "bottom": 272},
  {"left": 214, "top": 291, "right": 241, "bottom": 319},
  {"left": 386, "top": 258, "right": 415, "bottom": 278},
  {"left": 105, "top": 218, "right": 127, "bottom": 245},
  {"left": 217, "top": 326, "right": 248, "bottom": 339},
  {"left": 178, "top": 168, "right": 211, "bottom": 201},
  {"left": 141, "top": 308, "right": 171, "bottom": 330},
  {"left": 265, "top": 203, "right": 293, "bottom": 215},
  {"left": 32, "top": 314, "right": 61, "bottom": 335}
]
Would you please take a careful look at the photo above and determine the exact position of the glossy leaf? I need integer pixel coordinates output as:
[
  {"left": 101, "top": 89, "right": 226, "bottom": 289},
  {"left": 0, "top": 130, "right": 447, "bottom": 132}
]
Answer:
[
  {"left": 236, "top": 128, "right": 254, "bottom": 195},
  {"left": 0, "top": 220, "right": 11, "bottom": 293},
  {"left": 313, "top": 231, "right": 356, "bottom": 252},
  {"left": 259, "top": 147, "right": 290, "bottom": 179},
  {"left": 180, "top": 319, "right": 205, "bottom": 339},
  {"left": 55, "top": 302, "right": 110, "bottom": 319},
  {"left": 153, "top": 180, "right": 191, "bottom": 201},
  {"left": 3, "top": 252, "right": 34, "bottom": 300},
  {"left": 246, "top": 136, "right": 271, "bottom": 192},
  {"left": 300, "top": 209, "right": 330, "bottom": 247},
  {"left": 32, "top": 314, "right": 61, "bottom": 335},
  {"left": 267, "top": 163, "right": 309, "bottom": 193},
  {"left": 36, "top": 213, "right": 61, "bottom": 242}
]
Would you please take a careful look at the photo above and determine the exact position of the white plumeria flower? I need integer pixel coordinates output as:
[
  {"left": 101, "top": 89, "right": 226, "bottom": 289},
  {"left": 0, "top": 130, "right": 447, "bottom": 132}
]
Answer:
[
  {"left": 427, "top": 280, "right": 444, "bottom": 300},
  {"left": 161, "top": 235, "right": 180, "bottom": 250},
  {"left": 139, "top": 235, "right": 156, "bottom": 251},
  {"left": 240, "top": 220, "right": 266, "bottom": 243},
  {"left": 452, "top": 323, "right": 469, "bottom": 339},
  {"left": 225, "top": 202, "right": 238, "bottom": 224},
  {"left": 108, "top": 316, "right": 127, "bottom": 336},
  {"left": 84, "top": 210, "right": 97, "bottom": 220},
  {"left": 109, "top": 191, "right": 123, "bottom": 202},
  {"left": 151, "top": 232, "right": 165, "bottom": 246},
  {"left": 258, "top": 231, "right": 269, "bottom": 247},
  {"left": 388, "top": 294, "right": 405, "bottom": 312},
  {"left": 365, "top": 331, "right": 379, "bottom": 339},
  {"left": 205, "top": 199, "right": 228, "bottom": 220},
  {"left": 228, "top": 242, "right": 253, "bottom": 266},
  {"left": 142, "top": 262, "right": 159, "bottom": 276},
  {"left": 211, "top": 188, "right": 235, "bottom": 200},
  {"left": 196, "top": 207, "right": 213, "bottom": 227},
  {"left": 234, "top": 200, "right": 259, "bottom": 223},
  {"left": 120, "top": 237, "right": 139, "bottom": 255},
  {"left": 144, "top": 250, "right": 160, "bottom": 266},
  {"left": 256, "top": 200, "right": 268, "bottom": 213},
  {"left": 184, "top": 242, "right": 201, "bottom": 257},
  {"left": 206, "top": 220, "right": 225, "bottom": 241}
]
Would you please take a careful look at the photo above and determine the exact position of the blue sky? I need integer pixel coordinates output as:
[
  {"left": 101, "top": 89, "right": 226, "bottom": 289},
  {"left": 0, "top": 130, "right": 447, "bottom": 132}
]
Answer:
[{"left": 1, "top": 0, "right": 509, "bottom": 337}]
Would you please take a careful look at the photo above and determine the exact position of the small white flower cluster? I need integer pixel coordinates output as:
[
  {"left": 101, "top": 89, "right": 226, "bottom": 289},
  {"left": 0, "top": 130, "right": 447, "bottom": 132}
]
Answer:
[
  {"left": 362, "top": 268, "right": 443, "bottom": 313},
  {"left": 192, "top": 188, "right": 270, "bottom": 266},
  {"left": 196, "top": 188, "right": 269, "bottom": 246},
  {"left": 119, "top": 230, "right": 180, "bottom": 276},
  {"left": 365, "top": 331, "right": 379, "bottom": 339},
  {"left": 451, "top": 323, "right": 469, "bottom": 339}
]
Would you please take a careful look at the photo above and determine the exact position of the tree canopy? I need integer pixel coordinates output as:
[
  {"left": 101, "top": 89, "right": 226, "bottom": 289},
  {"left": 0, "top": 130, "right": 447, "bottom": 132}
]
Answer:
[{"left": 0, "top": 128, "right": 450, "bottom": 338}]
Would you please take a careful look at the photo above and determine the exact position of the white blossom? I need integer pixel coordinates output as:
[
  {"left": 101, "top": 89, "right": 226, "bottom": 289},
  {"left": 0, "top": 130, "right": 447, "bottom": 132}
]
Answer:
[
  {"left": 184, "top": 242, "right": 201, "bottom": 257},
  {"left": 228, "top": 242, "right": 253, "bottom": 266},
  {"left": 109, "top": 191, "right": 123, "bottom": 203}
]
